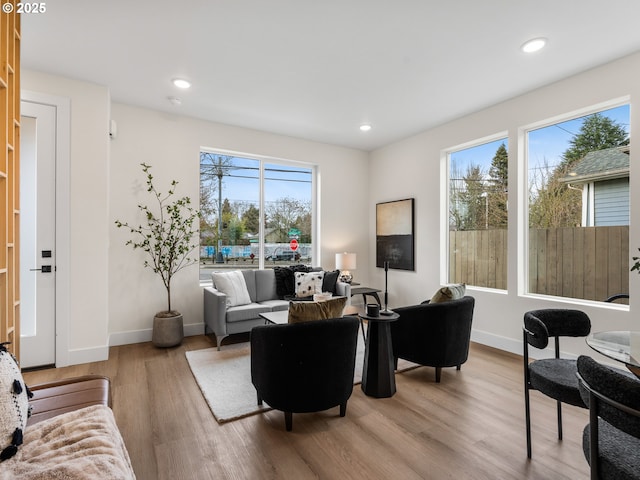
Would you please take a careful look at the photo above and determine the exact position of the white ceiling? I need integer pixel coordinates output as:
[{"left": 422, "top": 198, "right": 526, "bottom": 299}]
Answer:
[{"left": 20, "top": 0, "right": 640, "bottom": 151}]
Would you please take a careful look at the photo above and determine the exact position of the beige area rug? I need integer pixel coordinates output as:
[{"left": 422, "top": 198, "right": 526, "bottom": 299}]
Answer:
[{"left": 185, "top": 334, "right": 419, "bottom": 424}]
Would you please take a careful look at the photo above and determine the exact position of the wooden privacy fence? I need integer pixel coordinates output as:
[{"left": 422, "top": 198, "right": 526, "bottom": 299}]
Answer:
[{"left": 449, "top": 226, "right": 629, "bottom": 302}]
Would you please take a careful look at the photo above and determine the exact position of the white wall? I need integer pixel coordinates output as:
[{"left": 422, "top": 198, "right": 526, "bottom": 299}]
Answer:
[
  {"left": 369, "top": 51, "right": 640, "bottom": 360},
  {"left": 24, "top": 51, "right": 640, "bottom": 365},
  {"left": 20, "top": 71, "right": 368, "bottom": 363},
  {"left": 108, "top": 104, "right": 370, "bottom": 345},
  {"left": 22, "top": 70, "right": 111, "bottom": 365}
]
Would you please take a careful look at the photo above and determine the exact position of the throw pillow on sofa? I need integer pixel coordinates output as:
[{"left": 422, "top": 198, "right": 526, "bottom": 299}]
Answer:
[
  {"left": 430, "top": 283, "right": 466, "bottom": 303},
  {"left": 321, "top": 269, "right": 340, "bottom": 294},
  {"left": 288, "top": 296, "right": 348, "bottom": 323},
  {"left": 294, "top": 271, "right": 325, "bottom": 298},
  {"left": 211, "top": 271, "right": 252, "bottom": 307},
  {"left": 274, "top": 265, "right": 310, "bottom": 299},
  {"left": 0, "top": 344, "right": 31, "bottom": 461}
]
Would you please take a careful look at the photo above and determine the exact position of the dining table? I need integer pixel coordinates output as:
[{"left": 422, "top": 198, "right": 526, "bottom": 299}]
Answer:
[{"left": 586, "top": 330, "right": 640, "bottom": 378}]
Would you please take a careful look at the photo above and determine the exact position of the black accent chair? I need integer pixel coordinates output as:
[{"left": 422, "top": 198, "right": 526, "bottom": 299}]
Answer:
[
  {"left": 577, "top": 355, "right": 640, "bottom": 479},
  {"left": 250, "top": 316, "right": 359, "bottom": 431},
  {"left": 390, "top": 296, "right": 475, "bottom": 383},
  {"left": 523, "top": 309, "right": 591, "bottom": 459}
]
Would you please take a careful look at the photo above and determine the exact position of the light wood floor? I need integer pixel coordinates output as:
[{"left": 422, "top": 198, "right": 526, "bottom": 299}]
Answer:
[{"left": 23, "top": 335, "right": 590, "bottom": 479}]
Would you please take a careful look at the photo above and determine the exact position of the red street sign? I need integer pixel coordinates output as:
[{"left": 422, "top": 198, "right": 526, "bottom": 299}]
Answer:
[{"left": 289, "top": 239, "right": 299, "bottom": 251}]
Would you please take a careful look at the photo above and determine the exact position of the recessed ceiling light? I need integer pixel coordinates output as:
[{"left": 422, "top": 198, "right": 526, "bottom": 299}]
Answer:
[
  {"left": 521, "top": 37, "right": 547, "bottom": 53},
  {"left": 360, "top": 124, "right": 372, "bottom": 132},
  {"left": 172, "top": 78, "right": 191, "bottom": 89}
]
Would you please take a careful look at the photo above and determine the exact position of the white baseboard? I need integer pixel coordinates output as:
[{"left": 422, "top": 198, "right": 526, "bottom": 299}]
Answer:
[
  {"left": 471, "top": 328, "right": 575, "bottom": 360},
  {"left": 109, "top": 322, "right": 205, "bottom": 347},
  {"left": 66, "top": 345, "right": 109, "bottom": 366},
  {"left": 471, "top": 329, "right": 522, "bottom": 355}
]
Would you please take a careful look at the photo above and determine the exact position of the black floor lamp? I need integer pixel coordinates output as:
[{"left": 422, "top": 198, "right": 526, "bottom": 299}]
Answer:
[{"left": 381, "top": 261, "right": 393, "bottom": 315}]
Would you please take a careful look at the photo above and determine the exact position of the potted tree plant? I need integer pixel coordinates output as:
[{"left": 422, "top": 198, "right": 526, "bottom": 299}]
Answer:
[{"left": 115, "top": 163, "right": 200, "bottom": 347}]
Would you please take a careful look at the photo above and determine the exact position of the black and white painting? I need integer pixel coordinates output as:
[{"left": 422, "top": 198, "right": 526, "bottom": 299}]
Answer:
[{"left": 376, "top": 198, "right": 414, "bottom": 270}]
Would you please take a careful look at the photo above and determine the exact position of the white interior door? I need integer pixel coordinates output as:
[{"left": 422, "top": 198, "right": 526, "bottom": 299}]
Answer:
[{"left": 19, "top": 101, "right": 57, "bottom": 368}]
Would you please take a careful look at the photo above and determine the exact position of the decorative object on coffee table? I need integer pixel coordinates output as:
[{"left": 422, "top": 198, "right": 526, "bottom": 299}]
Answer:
[
  {"left": 313, "top": 292, "right": 333, "bottom": 302},
  {"left": 115, "top": 163, "right": 200, "bottom": 347}
]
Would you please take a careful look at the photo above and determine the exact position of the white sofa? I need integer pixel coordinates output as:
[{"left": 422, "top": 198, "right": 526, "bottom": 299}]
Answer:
[{"left": 203, "top": 268, "right": 351, "bottom": 349}]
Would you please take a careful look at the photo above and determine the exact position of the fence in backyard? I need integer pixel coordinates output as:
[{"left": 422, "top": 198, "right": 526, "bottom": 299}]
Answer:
[{"left": 449, "top": 226, "right": 629, "bottom": 302}]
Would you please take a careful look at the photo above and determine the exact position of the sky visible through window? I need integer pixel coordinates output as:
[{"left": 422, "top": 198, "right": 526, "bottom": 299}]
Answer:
[
  {"left": 205, "top": 156, "right": 312, "bottom": 205},
  {"left": 450, "top": 104, "right": 630, "bottom": 183}
]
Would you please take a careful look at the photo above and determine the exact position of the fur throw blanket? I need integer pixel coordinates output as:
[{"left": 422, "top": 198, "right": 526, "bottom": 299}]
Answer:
[{"left": 0, "top": 405, "right": 135, "bottom": 479}]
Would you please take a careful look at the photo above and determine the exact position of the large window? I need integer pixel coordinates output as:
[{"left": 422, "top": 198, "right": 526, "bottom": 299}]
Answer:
[
  {"left": 448, "top": 137, "right": 508, "bottom": 289},
  {"left": 199, "top": 151, "right": 314, "bottom": 281},
  {"left": 526, "top": 103, "right": 630, "bottom": 302}
]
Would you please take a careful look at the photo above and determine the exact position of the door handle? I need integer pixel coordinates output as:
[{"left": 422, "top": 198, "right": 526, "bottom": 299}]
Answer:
[{"left": 30, "top": 266, "right": 52, "bottom": 273}]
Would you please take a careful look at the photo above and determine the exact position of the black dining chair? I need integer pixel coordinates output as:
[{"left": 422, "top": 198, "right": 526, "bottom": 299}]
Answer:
[
  {"left": 523, "top": 309, "right": 591, "bottom": 458},
  {"left": 577, "top": 355, "right": 640, "bottom": 479}
]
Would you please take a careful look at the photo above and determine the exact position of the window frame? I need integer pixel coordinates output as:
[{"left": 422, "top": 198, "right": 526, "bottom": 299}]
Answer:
[
  {"left": 199, "top": 147, "right": 317, "bottom": 285},
  {"left": 441, "top": 131, "right": 509, "bottom": 291},
  {"left": 518, "top": 96, "right": 630, "bottom": 306}
]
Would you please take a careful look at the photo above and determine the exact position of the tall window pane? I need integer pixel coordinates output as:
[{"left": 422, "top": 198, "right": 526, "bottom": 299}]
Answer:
[
  {"left": 448, "top": 138, "right": 508, "bottom": 289},
  {"left": 264, "top": 163, "right": 313, "bottom": 266},
  {"left": 199, "top": 152, "right": 313, "bottom": 280},
  {"left": 526, "top": 104, "right": 630, "bottom": 302}
]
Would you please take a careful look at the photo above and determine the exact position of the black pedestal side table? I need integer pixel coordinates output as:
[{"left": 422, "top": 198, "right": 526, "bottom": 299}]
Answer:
[{"left": 359, "top": 311, "right": 399, "bottom": 398}]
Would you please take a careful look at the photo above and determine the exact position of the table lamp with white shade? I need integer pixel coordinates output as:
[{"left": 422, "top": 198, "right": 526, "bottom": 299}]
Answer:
[{"left": 335, "top": 252, "right": 356, "bottom": 283}]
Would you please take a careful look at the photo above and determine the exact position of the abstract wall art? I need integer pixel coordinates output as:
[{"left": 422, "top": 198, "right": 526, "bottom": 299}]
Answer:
[{"left": 376, "top": 198, "right": 415, "bottom": 270}]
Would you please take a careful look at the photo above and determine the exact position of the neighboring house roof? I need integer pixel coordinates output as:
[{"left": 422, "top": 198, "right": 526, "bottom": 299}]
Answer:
[{"left": 561, "top": 145, "right": 629, "bottom": 184}]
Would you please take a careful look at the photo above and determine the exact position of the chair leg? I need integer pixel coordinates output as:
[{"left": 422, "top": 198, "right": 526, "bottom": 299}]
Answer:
[
  {"left": 285, "top": 412, "right": 293, "bottom": 431},
  {"left": 523, "top": 330, "right": 532, "bottom": 459},
  {"left": 435, "top": 367, "right": 442, "bottom": 383},
  {"left": 339, "top": 402, "right": 347, "bottom": 417},
  {"left": 589, "top": 392, "right": 599, "bottom": 480},
  {"left": 525, "top": 385, "right": 532, "bottom": 459},
  {"left": 557, "top": 400, "right": 563, "bottom": 440}
]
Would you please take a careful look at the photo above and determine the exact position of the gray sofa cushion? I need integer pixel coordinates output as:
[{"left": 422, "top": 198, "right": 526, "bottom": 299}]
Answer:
[
  {"left": 226, "top": 303, "right": 272, "bottom": 323},
  {"left": 255, "top": 269, "right": 278, "bottom": 302},
  {"left": 241, "top": 270, "right": 258, "bottom": 302},
  {"left": 258, "top": 299, "right": 290, "bottom": 311}
]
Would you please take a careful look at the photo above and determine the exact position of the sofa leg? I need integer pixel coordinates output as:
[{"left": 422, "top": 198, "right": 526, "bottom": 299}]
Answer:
[
  {"left": 285, "top": 412, "right": 293, "bottom": 431},
  {"left": 216, "top": 334, "right": 229, "bottom": 351},
  {"left": 257, "top": 394, "right": 262, "bottom": 406},
  {"left": 393, "top": 357, "right": 399, "bottom": 370},
  {"left": 435, "top": 367, "right": 442, "bottom": 383},
  {"left": 339, "top": 402, "right": 347, "bottom": 417},
  {"left": 456, "top": 365, "right": 461, "bottom": 371}
]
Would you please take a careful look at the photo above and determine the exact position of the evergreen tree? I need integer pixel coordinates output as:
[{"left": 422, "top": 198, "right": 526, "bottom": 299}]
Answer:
[
  {"left": 487, "top": 143, "right": 508, "bottom": 228},
  {"left": 241, "top": 204, "right": 260, "bottom": 235},
  {"left": 559, "top": 113, "right": 628, "bottom": 170},
  {"left": 460, "top": 165, "right": 487, "bottom": 230},
  {"left": 530, "top": 112, "right": 628, "bottom": 228}
]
